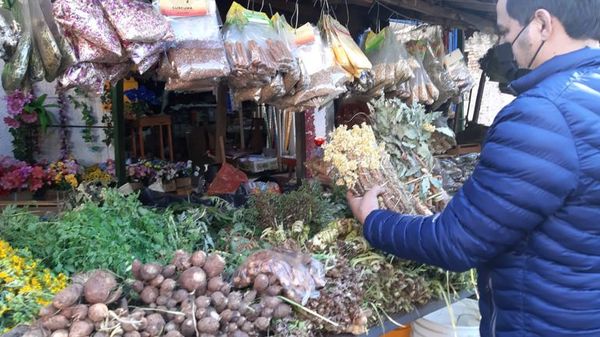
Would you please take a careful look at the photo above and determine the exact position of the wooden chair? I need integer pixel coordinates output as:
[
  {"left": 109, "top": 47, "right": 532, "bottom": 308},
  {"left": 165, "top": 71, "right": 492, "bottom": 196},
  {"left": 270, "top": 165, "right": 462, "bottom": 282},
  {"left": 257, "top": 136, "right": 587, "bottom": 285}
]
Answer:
[{"left": 130, "top": 115, "right": 174, "bottom": 161}]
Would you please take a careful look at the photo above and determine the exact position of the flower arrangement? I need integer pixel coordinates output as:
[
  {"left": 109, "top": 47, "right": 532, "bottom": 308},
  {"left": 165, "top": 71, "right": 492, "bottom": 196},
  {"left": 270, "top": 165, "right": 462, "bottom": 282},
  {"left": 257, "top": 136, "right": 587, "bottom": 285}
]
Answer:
[
  {"left": 46, "top": 159, "right": 81, "bottom": 190},
  {"left": 0, "top": 240, "right": 68, "bottom": 332},
  {"left": 82, "top": 165, "right": 115, "bottom": 185},
  {"left": 4, "top": 90, "right": 57, "bottom": 162},
  {"left": 174, "top": 160, "right": 201, "bottom": 178},
  {"left": 0, "top": 157, "right": 48, "bottom": 195}
]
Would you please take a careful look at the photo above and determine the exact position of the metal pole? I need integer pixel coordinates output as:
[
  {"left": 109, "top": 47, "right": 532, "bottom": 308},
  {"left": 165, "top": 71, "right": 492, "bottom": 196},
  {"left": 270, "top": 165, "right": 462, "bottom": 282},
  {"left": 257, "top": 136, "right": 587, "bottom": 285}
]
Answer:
[{"left": 111, "top": 80, "right": 126, "bottom": 186}]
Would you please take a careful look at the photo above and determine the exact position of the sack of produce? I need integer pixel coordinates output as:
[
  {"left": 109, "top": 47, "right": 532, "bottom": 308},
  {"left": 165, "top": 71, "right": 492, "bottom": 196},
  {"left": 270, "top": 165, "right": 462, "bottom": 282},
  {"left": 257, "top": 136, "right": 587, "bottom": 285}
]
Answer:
[
  {"left": 2, "top": 0, "right": 31, "bottom": 91},
  {"left": 100, "top": 0, "right": 170, "bottom": 43},
  {"left": 52, "top": 0, "right": 122, "bottom": 56},
  {"left": 29, "top": 0, "right": 61, "bottom": 81}
]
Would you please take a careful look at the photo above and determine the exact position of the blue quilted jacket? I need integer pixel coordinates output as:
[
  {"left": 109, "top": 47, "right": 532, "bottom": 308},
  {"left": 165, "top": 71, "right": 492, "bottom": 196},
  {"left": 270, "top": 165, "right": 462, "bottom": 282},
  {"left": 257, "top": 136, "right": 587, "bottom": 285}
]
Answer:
[{"left": 364, "top": 47, "right": 600, "bottom": 337}]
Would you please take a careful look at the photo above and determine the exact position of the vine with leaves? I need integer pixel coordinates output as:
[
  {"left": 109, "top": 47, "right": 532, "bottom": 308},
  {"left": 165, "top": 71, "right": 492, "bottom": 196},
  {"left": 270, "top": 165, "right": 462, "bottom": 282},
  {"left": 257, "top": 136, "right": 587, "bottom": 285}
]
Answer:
[
  {"left": 100, "top": 82, "right": 114, "bottom": 147},
  {"left": 67, "top": 88, "right": 100, "bottom": 151}
]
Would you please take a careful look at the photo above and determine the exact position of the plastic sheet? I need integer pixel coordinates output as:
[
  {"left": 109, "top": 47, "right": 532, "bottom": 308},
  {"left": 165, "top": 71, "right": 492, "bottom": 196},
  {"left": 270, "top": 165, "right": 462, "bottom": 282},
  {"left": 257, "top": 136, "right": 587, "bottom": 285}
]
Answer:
[
  {"left": 233, "top": 249, "right": 326, "bottom": 305},
  {"left": 444, "top": 49, "right": 475, "bottom": 95},
  {"left": 137, "top": 52, "right": 160, "bottom": 74},
  {"left": 126, "top": 39, "right": 169, "bottom": 65},
  {"left": 29, "top": 0, "right": 61, "bottom": 81},
  {"left": 414, "top": 41, "right": 458, "bottom": 109},
  {"left": 59, "top": 62, "right": 105, "bottom": 93},
  {"left": 406, "top": 55, "right": 439, "bottom": 105},
  {"left": 52, "top": 0, "right": 122, "bottom": 56},
  {"left": 206, "top": 163, "right": 248, "bottom": 195},
  {"left": 99, "top": 0, "right": 170, "bottom": 43},
  {"left": 321, "top": 14, "right": 371, "bottom": 78}
]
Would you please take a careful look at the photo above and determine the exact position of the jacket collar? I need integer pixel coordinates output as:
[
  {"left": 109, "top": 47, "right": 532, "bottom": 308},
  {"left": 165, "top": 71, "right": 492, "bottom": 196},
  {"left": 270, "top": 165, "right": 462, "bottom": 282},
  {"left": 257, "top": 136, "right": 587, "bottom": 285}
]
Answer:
[{"left": 509, "top": 47, "right": 600, "bottom": 95}]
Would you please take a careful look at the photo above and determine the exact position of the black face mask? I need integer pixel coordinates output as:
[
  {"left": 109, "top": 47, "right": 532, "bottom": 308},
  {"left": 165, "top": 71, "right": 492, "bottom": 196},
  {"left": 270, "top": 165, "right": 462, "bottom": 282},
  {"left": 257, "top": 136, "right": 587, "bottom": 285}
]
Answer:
[{"left": 480, "top": 19, "right": 546, "bottom": 87}]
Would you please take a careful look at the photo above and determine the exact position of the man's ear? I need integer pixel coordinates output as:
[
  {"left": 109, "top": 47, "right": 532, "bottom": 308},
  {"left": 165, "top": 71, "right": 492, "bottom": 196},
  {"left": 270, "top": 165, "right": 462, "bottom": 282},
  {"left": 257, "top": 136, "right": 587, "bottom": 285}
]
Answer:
[{"left": 534, "top": 9, "right": 554, "bottom": 41}]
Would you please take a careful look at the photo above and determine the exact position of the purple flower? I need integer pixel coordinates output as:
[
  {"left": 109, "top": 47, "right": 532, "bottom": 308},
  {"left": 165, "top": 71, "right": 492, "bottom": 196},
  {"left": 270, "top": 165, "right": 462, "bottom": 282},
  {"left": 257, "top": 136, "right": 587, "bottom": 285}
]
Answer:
[
  {"left": 20, "top": 111, "right": 38, "bottom": 124},
  {"left": 6, "top": 90, "right": 33, "bottom": 116}
]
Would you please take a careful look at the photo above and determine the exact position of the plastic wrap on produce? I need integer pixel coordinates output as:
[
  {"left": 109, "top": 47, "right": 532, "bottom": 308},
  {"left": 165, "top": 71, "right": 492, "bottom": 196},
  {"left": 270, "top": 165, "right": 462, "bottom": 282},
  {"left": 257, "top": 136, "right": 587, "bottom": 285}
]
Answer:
[
  {"left": 405, "top": 55, "right": 439, "bottom": 105},
  {"left": 137, "top": 52, "right": 160, "bottom": 74},
  {"left": 126, "top": 38, "right": 170, "bottom": 65},
  {"left": 105, "top": 62, "right": 131, "bottom": 84},
  {"left": 168, "top": 47, "right": 230, "bottom": 81},
  {"left": 233, "top": 249, "right": 325, "bottom": 305},
  {"left": 2, "top": 0, "right": 31, "bottom": 91},
  {"left": 59, "top": 62, "right": 104, "bottom": 93},
  {"left": 444, "top": 49, "right": 475, "bottom": 95},
  {"left": 0, "top": 9, "right": 20, "bottom": 62},
  {"left": 29, "top": 0, "right": 61, "bottom": 81},
  {"left": 99, "top": 0, "right": 170, "bottom": 43},
  {"left": 155, "top": 54, "right": 176, "bottom": 81},
  {"left": 75, "top": 36, "right": 125, "bottom": 63},
  {"left": 411, "top": 41, "right": 458, "bottom": 109},
  {"left": 53, "top": 0, "right": 122, "bottom": 56},
  {"left": 165, "top": 77, "right": 217, "bottom": 93},
  {"left": 29, "top": 43, "right": 45, "bottom": 82},
  {"left": 38, "top": 0, "right": 77, "bottom": 72},
  {"left": 321, "top": 14, "right": 372, "bottom": 78}
]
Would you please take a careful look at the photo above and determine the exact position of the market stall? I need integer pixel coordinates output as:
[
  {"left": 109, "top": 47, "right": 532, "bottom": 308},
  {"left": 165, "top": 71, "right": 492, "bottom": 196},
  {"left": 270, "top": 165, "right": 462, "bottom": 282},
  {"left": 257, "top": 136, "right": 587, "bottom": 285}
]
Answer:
[{"left": 0, "top": 0, "right": 493, "bottom": 336}]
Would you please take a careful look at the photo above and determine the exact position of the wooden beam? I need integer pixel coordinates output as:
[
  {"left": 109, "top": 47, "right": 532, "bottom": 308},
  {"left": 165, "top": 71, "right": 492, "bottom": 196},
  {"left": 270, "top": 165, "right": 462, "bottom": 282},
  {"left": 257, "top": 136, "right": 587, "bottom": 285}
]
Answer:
[
  {"left": 111, "top": 80, "right": 126, "bottom": 186},
  {"left": 215, "top": 84, "right": 228, "bottom": 164},
  {"left": 380, "top": 0, "right": 495, "bottom": 31}
]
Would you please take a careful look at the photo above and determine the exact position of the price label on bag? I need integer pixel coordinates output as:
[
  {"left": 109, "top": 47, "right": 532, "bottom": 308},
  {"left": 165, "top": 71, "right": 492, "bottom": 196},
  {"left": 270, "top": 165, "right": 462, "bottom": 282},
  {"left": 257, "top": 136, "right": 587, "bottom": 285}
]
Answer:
[{"left": 159, "top": 0, "right": 209, "bottom": 17}]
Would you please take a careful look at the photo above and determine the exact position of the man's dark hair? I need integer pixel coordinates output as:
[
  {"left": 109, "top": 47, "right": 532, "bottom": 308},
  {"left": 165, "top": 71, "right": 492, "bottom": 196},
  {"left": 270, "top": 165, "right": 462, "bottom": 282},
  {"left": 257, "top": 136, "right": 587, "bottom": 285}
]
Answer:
[{"left": 506, "top": 0, "right": 600, "bottom": 40}]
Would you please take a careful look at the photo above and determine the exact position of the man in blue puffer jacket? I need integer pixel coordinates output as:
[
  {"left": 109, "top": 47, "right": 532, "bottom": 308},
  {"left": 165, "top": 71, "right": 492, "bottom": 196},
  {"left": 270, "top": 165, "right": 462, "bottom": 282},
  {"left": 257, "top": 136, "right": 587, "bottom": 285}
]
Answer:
[{"left": 347, "top": 1, "right": 600, "bottom": 336}]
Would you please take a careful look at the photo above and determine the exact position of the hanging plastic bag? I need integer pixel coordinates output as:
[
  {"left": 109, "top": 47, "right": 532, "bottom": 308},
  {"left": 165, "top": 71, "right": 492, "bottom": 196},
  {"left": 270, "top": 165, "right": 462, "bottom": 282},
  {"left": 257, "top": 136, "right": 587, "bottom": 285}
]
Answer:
[
  {"left": 406, "top": 54, "right": 439, "bottom": 105},
  {"left": 29, "top": 0, "right": 61, "bottom": 81},
  {"left": 160, "top": 0, "right": 229, "bottom": 85},
  {"left": 444, "top": 49, "right": 475, "bottom": 95},
  {"left": 59, "top": 62, "right": 105, "bottom": 93},
  {"left": 75, "top": 36, "right": 125, "bottom": 64},
  {"left": 2, "top": 0, "right": 31, "bottom": 91},
  {"left": 52, "top": 0, "right": 122, "bottom": 56},
  {"left": 137, "top": 53, "right": 160, "bottom": 74},
  {"left": 38, "top": 0, "right": 77, "bottom": 74},
  {"left": 321, "top": 14, "right": 371, "bottom": 78},
  {"left": 100, "top": 0, "right": 170, "bottom": 43},
  {"left": 29, "top": 43, "right": 45, "bottom": 82},
  {"left": 0, "top": 8, "right": 20, "bottom": 62}
]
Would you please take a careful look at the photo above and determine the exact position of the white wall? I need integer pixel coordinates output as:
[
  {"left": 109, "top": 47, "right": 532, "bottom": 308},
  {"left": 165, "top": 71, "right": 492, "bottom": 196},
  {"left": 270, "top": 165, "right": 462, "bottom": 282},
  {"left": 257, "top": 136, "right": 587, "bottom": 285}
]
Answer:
[{"left": 0, "top": 61, "right": 114, "bottom": 165}]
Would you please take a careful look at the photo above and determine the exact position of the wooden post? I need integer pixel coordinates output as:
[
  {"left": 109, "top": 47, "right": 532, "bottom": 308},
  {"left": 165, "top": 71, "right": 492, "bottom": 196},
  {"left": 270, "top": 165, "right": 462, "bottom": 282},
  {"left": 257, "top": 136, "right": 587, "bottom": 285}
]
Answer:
[
  {"left": 111, "top": 80, "right": 126, "bottom": 186},
  {"left": 215, "top": 84, "right": 228, "bottom": 164},
  {"left": 295, "top": 111, "right": 306, "bottom": 183}
]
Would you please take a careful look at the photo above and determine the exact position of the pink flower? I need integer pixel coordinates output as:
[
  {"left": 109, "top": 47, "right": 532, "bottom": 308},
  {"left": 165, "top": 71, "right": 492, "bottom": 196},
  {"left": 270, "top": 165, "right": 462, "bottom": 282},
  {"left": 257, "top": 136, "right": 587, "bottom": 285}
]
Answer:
[
  {"left": 4, "top": 117, "right": 20, "bottom": 128},
  {"left": 6, "top": 90, "right": 33, "bottom": 116},
  {"left": 20, "top": 111, "right": 38, "bottom": 124}
]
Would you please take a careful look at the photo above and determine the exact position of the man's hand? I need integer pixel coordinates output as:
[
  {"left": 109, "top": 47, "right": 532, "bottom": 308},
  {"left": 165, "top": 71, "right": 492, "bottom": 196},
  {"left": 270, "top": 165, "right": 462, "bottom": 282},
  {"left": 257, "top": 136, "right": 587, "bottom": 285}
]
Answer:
[{"left": 347, "top": 186, "right": 385, "bottom": 224}]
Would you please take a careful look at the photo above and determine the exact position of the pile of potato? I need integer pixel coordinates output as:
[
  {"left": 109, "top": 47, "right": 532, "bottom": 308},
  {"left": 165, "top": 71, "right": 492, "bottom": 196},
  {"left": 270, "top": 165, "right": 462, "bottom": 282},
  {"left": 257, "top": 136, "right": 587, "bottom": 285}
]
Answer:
[{"left": 26, "top": 250, "right": 294, "bottom": 337}]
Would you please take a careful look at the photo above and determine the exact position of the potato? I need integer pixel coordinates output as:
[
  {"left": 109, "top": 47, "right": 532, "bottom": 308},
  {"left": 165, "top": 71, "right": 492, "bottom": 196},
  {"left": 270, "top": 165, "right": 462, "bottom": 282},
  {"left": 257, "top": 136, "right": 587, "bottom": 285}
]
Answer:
[
  {"left": 171, "top": 250, "right": 192, "bottom": 271},
  {"left": 261, "top": 296, "right": 281, "bottom": 309},
  {"left": 173, "top": 313, "right": 186, "bottom": 324},
  {"left": 92, "top": 332, "right": 107, "bottom": 337},
  {"left": 194, "top": 296, "right": 210, "bottom": 308},
  {"left": 227, "top": 292, "right": 242, "bottom": 311},
  {"left": 246, "top": 304, "right": 261, "bottom": 321},
  {"left": 220, "top": 309, "right": 233, "bottom": 323},
  {"left": 140, "top": 264, "right": 162, "bottom": 281},
  {"left": 226, "top": 323, "right": 238, "bottom": 333},
  {"left": 272, "top": 303, "right": 292, "bottom": 318},
  {"left": 42, "top": 315, "right": 70, "bottom": 330},
  {"left": 219, "top": 284, "right": 230, "bottom": 296},
  {"left": 88, "top": 303, "right": 109, "bottom": 322},
  {"left": 261, "top": 307, "right": 273, "bottom": 318},
  {"left": 144, "top": 313, "right": 165, "bottom": 337},
  {"left": 235, "top": 316, "right": 246, "bottom": 327},
  {"left": 210, "top": 292, "right": 227, "bottom": 310},
  {"left": 149, "top": 275, "right": 164, "bottom": 288},
  {"left": 123, "top": 332, "right": 140, "bottom": 337},
  {"left": 172, "top": 289, "right": 189, "bottom": 303},
  {"left": 194, "top": 307, "right": 207, "bottom": 319},
  {"left": 132, "top": 280, "right": 145, "bottom": 293},
  {"left": 156, "top": 295, "right": 169, "bottom": 306},
  {"left": 84, "top": 271, "right": 117, "bottom": 304},
  {"left": 180, "top": 318, "right": 196, "bottom": 337},
  {"left": 254, "top": 317, "right": 270, "bottom": 331},
  {"left": 162, "top": 265, "right": 176, "bottom": 278},
  {"left": 242, "top": 290, "right": 257, "bottom": 304},
  {"left": 240, "top": 322, "right": 253, "bottom": 333},
  {"left": 50, "top": 329, "right": 69, "bottom": 337},
  {"left": 53, "top": 284, "right": 83, "bottom": 309},
  {"left": 230, "top": 331, "right": 248, "bottom": 337},
  {"left": 203, "top": 254, "right": 225, "bottom": 278},
  {"left": 159, "top": 279, "right": 176, "bottom": 295},
  {"left": 131, "top": 260, "right": 142, "bottom": 280},
  {"left": 191, "top": 251, "right": 207, "bottom": 267},
  {"left": 178, "top": 267, "right": 206, "bottom": 292},
  {"left": 206, "top": 277, "right": 223, "bottom": 293},
  {"left": 197, "top": 317, "right": 219, "bottom": 333},
  {"left": 140, "top": 286, "right": 159, "bottom": 304},
  {"left": 166, "top": 298, "right": 178, "bottom": 308},
  {"left": 39, "top": 304, "right": 59, "bottom": 318},
  {"left": 266, "top": 285, "right": 282, "bottom": 296},
  {"left": 164, "top": 321, "right": 178, "bottom": 332},
  {"left": 69, "top": 320, "right": 94, "bottom": 337},
  {"left": 164, "top": 332, "right": 183, "bottom": 337},
  {"left": 140, "top": 333, "right": 150, "bottom": 337},
  {"left": 63, "top": 304, "right": 89, "bottom": 321},
  {"left": 252, "top": 274, "right": 269, "bottom": 292},
  {"left": 23, "top": 327, "right": 47, "bottom": 337}
]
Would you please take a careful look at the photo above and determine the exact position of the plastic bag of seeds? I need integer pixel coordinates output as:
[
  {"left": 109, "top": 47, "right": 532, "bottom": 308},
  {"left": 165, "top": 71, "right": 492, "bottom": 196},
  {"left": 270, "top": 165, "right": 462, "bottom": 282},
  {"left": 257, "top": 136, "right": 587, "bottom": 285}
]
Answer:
[
  {"left": 2, "top": 0, "right": 31, "bottom": 91},
  {"left": 38, "top": 0, "right": 77, "bottom": 73},
  {"left": 412, "top": 40, "right": 458, "bottom": 109},
  {"left": 100, "top": 0, "right": 170, "bottom": 43},
  {"left": 137, "top": 52, "right": 160, "bottom": 74},
  {"left": 29, "top": 43, "right": 45, "bottom": 82},
  {"left": 444, "top": 49, "right": 475, "bottom": 95},
  {"left": 29, "top": 0, "right": 61, "bottom": 81},
  {"left": 52, "top": 0, "right": 122, "bottom": 56},
  {"left": 233, "top": 249, "right": 325, "bottom": 305},
  {"left": 0, "top": 9, "right": 19, "bottom": 62},
  {"left": 75, "top": 36, "right": 125, "bottom": 64},
  {"left": 59, "top": 62, "right": 105, "bottom": 93}
]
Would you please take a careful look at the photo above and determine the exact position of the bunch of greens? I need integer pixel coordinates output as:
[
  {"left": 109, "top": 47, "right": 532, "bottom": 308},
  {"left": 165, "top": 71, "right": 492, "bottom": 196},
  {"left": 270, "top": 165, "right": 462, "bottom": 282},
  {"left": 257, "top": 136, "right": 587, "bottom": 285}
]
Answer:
[{"left": 0, "top": 189, "right": 213, "bottom": 278}]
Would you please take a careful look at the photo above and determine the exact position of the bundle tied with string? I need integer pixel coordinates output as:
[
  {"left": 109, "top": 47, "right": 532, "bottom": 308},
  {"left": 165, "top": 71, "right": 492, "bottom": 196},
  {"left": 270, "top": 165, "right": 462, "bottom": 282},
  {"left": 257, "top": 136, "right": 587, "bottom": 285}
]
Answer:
[{"left": 323, "top": 123, "right": 432, "bottom": 215}]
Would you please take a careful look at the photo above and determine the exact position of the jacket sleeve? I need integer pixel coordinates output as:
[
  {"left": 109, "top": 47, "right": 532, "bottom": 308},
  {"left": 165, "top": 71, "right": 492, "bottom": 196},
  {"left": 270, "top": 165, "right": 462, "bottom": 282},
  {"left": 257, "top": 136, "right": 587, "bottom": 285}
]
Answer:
[{"left": 364, "top": 97, "right": 579, "bottom": 272}]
